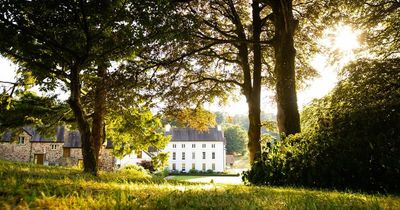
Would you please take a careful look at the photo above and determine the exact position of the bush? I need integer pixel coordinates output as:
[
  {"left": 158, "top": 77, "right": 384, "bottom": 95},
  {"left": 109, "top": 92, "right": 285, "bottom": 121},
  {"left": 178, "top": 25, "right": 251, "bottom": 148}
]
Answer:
[
  {"left": 243, "top": 59, "right": 400, "bottom": 193},
  {"left": 119, "top": 164, "right": 151, "bottom": 178},
  {"left": 138, "top": 160, "right": 155, "bottom": 172}
]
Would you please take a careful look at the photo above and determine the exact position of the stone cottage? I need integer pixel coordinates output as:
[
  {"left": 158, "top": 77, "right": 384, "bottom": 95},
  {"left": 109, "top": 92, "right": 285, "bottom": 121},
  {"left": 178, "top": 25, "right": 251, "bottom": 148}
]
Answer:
[{"left": 0, "top": 126, "right": 115, "bottom": 171}]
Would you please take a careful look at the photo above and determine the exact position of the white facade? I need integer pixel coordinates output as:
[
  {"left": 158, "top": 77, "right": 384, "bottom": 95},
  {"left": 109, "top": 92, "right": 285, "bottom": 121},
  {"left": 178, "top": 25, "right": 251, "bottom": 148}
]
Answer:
[
  {"left": 115, "top": 151, "right": 151, "bottom": 169},
  {"left": 164, "top": 141, "right": 226, "bottom": 172}
]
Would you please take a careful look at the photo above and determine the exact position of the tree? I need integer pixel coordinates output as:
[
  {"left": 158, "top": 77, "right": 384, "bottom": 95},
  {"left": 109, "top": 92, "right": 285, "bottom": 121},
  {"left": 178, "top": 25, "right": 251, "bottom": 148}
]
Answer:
[
  {"left": 214, "top": 111, "right": 225, "bottom": 125},
  {"left": 0, "top": 91, "right": 71, "bottom": 135},
  {"left": 107, "top": 107, "right": 170, "bottom": 159},
  {"left": 323, "top": 0, "right": 400, "bottom": 59},
  {"left": 164, "top": 107, "right": 217, "bottom": 131},
  {"left": 165, "top": 0, "right": 318, "bottom": 164},
  {"left": 269, "top": 0, "right": 301, "bottom": 135},
  {"left": 224, "top": 125, "right": 247, "bottom": 155},
  {"left": 0, "top": 0, "right": 180, "bottom": 175}
]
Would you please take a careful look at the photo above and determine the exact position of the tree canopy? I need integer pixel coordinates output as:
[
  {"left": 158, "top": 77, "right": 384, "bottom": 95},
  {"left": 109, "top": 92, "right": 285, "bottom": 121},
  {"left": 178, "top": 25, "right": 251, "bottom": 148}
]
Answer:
[{"left": 0, "top": 0, "right": 183, "bottom": 175}]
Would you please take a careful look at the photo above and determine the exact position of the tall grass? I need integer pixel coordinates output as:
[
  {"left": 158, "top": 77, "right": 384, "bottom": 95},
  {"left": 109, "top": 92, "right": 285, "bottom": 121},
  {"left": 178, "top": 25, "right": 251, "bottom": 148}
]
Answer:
[{"left": 0, "top": 159, "right": 398, "bottom": 209}]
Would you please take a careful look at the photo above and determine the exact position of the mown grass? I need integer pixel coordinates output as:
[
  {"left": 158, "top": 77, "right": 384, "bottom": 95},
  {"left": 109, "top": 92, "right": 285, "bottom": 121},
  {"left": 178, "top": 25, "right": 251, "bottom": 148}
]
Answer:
[{"left": 0, "top": 160, "right": 399, "bottom": 209}]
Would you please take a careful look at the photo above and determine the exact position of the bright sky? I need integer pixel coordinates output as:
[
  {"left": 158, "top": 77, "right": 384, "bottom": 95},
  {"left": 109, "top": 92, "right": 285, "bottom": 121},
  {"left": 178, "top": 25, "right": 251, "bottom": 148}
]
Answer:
[
  {"left": 211, "top": 24, "right": 362, "bottom": 115},
  {"left": 0, "top": 24, "right": 361, "bottom": 116},
  {"left": 0, "top": 56, "right": 18, "bottom": 82}
]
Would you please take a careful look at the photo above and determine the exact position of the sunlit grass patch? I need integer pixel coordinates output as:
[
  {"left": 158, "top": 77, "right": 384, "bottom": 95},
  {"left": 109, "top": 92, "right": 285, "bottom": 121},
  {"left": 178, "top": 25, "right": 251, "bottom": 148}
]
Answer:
[{"left": 0, "top": 159, "right": 399, "bottom": 209}]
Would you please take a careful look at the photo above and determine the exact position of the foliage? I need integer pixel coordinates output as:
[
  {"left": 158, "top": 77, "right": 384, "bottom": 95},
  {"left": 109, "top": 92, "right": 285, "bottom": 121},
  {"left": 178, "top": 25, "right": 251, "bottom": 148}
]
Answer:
[
  {"left": 214, "top": 111, "right": 225, "bottom": 124},
  {"left": 323, "top": 0, "right": 400, "bottom": 59},
  {"left": 166, "top": 107, "right": 216, "bottom": 131},
  {"left": 138, "top": 160, "right": 155, "bottom": 173},
  {"left": 226, "top": 112, "right": 276, "bottom": 135},
  {"left": 0, "top": 0, "right": 186, "bottom": 174},
  {"left": 0, "top": 91, "right": 71, "bottom": 136},
  {"left": 224, "top": 125, "right": 247, "bottom": 155},
  {"left": 151, "top": 152, "right": 169, "bottom": 172},
  {"left": 243, "top": 58, "right": 400, "bottom": 193},
  {"left": 0, "top": 160, "right": 399, "bottom": 209},
  {"left": 119, "top": 164, "right": 150, "bottom": 177},
  {"left": 107, "top": 107, "right": 169, "bottom": 159}
]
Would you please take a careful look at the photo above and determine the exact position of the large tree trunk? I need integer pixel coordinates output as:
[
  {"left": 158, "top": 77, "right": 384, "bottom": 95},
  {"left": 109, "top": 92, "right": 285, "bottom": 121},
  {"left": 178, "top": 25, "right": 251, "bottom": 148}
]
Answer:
[
  {"left": 247, "top": 96, "right": 262, "bottom": 163},
  {"left": 247, "top": 0, "right": 263, "bottom": 164},
  {"left": 238, "top": 0, "right": 263, "bottom": 164},
  {"left": 68, "top": 65, "right": 98, "bottom": 175},
  {"left": 271, "top": 0, "right": 301, "bottom": 135},
  {"left": 91, "top": 64, "right": 107, "bottom": 163}
]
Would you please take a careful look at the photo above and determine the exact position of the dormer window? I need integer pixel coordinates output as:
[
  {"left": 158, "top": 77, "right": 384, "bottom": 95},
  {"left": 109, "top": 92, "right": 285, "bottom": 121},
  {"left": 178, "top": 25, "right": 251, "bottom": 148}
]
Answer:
[{"left": 18, "top": 136, "right": 25, "bottom": 145}]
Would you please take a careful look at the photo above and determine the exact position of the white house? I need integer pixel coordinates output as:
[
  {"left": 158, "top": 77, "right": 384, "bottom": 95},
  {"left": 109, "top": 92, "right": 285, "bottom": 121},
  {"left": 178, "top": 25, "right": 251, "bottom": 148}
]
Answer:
[
  {"left": 164, "top": 127, "right": 226, "bottom": 172},
  {"left": 115, "top": 151, "right": 152, "bottom": 169}
]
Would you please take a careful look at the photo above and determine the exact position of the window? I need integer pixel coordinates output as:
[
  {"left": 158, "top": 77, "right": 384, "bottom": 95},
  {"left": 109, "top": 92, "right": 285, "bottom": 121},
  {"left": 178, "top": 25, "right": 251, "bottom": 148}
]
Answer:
[
  {"left": 182, "top": 152, "right": 185, "bottom": 160},
  {"left": 182, "top": 163, "right": 186, "bottom": 172},
  {"left": 192, "top": 144, "right": 196, "bottom": 148},
  {"left": 137, "top": 151, "right": 142, "bottom": 158},
  {"left": 202, "top": 152, "right": 206, "bottom": 159},
  {"left": 18, "top": 136, "right": 25, "bottom": 145},
  {"left": 172, "top": 144, "right": 176, "bottom": 148},
  {"left": 51, "top": 144, "right": 57, "bottom": 150},
  {"left": 212, "top": 163, "right": 216, "bottom": 171},
  {"left": 192, "top": 152, "right": 195, "bottom": 159},
  {"left": 202, "top": 144, "right": 206, "bottom": 148},
  {"left": 192, "top": 163, "right": 195, "bottom": 170},
  {"left": 172, "top": 163, "right": 176, "bottom": 170},
  {"left": 212, "top": 144, "right": 215, "bottom": 148},
  {"left": 212, "top": 152, "right": 215, "bottom": 159},
  {"left": 181, "top": 144, "right": 185, "bottom": 148},
  {"left": 202, "top": 163, "right": 206, "bottom": 171},
  {"left": 172, "top": 152, "right": 176, "bottom": 160}
]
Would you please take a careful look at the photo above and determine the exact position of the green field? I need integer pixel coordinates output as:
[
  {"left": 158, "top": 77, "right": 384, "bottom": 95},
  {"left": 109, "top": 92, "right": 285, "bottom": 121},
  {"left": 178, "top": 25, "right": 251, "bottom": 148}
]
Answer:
[{"left": 0, "top": 160, "right": 399, "bottom": 209}]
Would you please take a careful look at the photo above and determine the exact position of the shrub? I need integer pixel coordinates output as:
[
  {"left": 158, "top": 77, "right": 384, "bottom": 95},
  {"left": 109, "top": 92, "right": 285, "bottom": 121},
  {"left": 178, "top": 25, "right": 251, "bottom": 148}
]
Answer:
[
  {"left": 138, "top": 160, "right": 155, "bottom": 172},
  {"left": 119, "top": 164, "right": 151, "bottom": 178},
  {"left": 243, "top": 59, "right": 400, "bottom": 193}
]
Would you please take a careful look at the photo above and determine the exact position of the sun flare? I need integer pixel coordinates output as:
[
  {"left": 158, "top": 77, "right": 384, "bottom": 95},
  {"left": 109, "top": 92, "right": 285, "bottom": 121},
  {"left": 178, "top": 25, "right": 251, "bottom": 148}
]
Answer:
[{"left": 334, "top": 25, "right": 360, "bottom": 52}]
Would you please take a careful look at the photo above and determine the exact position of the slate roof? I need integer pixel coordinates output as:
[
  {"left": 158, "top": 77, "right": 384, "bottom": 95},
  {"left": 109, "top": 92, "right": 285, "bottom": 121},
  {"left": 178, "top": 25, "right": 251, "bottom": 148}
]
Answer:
[
  {"left": 0, "top": 126, "right": 64, "bottom": 143},
  {"left": 0, "top": 126, "right": 113, "bottom": 149},
  {"left": 0, "top": 132, "right": 12, "bottom": 142},
  {"left": 167, "top": 127, "right": 225, "bottom": 142},
  {"left": 64, "top": 131, "right": 81, "bottom": 148},
  {"left": 28, "top": 126, "right": 65, "bottom": 143}
]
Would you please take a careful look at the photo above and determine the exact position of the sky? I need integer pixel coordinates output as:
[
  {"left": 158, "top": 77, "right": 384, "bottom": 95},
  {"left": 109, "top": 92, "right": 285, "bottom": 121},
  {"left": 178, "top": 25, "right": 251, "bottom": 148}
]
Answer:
[
  {"left": 0, "top": 24, "right": 360, "bottom": 116},
  {"left": 209, "top": 24, "right": 361, "bottom": 115},
  {"left": 207, "top": 54, "right": 338, "bottom": 115}
]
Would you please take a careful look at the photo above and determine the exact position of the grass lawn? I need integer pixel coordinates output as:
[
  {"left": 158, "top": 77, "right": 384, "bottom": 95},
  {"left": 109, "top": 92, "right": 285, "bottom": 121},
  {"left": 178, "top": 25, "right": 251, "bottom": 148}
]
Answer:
[{"left": 0, "top": 160, "right": 399, "bottom": 209}]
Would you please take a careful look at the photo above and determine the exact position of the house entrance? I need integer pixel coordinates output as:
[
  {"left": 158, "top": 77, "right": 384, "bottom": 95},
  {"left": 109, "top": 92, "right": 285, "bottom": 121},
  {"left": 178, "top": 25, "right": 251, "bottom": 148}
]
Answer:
[{"left": 34, "top": 154, "right": 44, "bottom": 165}]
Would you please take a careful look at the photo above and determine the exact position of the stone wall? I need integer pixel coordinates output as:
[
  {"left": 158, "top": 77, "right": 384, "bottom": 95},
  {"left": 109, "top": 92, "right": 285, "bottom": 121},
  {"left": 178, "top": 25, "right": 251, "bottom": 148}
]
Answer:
[
  {"left": 57, "top": 148, "right": 114, "bottom": 170},
  {"left": 0, "top": 131, "right": 116, "bottom": 170},
  {"left": 31, "top": 142, "right": 64, "bottom": 165},
  {"left": 70, "top": 148, "right": 83, "bottom": 159},
  {"left": 99, "top": 148, "right": 115, "bottom": 171},
  {"left": 0, "top": 132, "right": 33, "bottom": 162}
]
